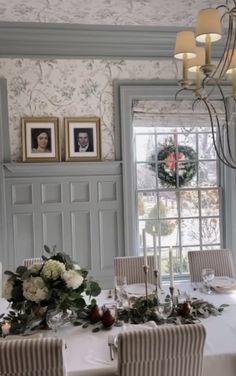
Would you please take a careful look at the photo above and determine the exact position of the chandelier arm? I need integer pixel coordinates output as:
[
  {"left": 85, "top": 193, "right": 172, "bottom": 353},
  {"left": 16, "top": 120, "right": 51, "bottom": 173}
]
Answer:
[
  {"left": 214, "top": 82, "right": 236, "bottom": 161},
  {"left": 212, "top": 12, "right": 233, "bottom": 80},
  {"left": 199, "top": 97, "right": 236, "bottom": 168},
  {"left": 208, "top": 99, "right": 236, "bottom": 168},
  {"left": 174, "top": 86, "right": 195, "bottom": 101}
]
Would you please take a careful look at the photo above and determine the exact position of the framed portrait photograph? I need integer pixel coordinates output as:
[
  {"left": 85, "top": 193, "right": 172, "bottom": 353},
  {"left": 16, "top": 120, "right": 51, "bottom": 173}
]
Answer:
[
  {"left": 22, "top": 117, "right": 60, "bottom": 162},
  {"left": 64, "top": 117, "right": 101, "bottom": 161}
]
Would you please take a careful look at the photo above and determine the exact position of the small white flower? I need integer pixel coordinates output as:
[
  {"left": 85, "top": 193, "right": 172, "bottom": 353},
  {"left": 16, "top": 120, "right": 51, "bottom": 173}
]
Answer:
[
  {"left": 73, "top": 263, "right": 81, "bottom": 270},
  {"left": 41, "top": 260, "right": 66, "bottom": 280},
  {"left": 3, "top": 278, "right": 14, "bottom": 300},
  {"left": 28, "top": 263, "right": 43, "bottom": 274},
  {"left": 23, "top": 276, "right": 49, "bottom": 303},
  {"left": 62, "top": 270, "right": 84, "bottom": 289}
]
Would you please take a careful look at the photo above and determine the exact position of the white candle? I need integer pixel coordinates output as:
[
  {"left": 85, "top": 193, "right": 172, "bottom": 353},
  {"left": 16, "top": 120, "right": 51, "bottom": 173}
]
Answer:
[
  {"left": 143, "top": 229, "right": 148, "bottom": 266},
  {"left": 153, "top": 234, "right": 158, "bottom": 270},
  {"left": 2, "top": 322, "right": 11, "bottom": 337},
  {"left": 159, "top": 248, "right": 162, "bottom": 289},
  {"left": 169, "top": 246, "right": 174, "bottom": 287}
]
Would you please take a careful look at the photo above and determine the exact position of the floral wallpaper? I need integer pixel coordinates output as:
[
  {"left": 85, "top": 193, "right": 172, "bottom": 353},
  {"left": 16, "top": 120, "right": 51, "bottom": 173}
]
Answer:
[
  {"left": 0, "top": 0, "right": 214, "bottom": 25},
  {"left": 0, "top": 58, "right": 178, "bottom": 161},
  {"left": 0, "top": 0, "right": 216, "bottom": 161}
]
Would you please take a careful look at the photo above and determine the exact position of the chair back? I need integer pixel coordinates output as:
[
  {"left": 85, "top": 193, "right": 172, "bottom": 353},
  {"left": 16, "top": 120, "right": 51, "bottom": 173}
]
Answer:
[
  {"left": 114, "top": 255, "right": 158, "bottom": 285},
  {"left": 0, "top": 337, "right": 66, "bottom": 376},
  {"left": 23, "top": 257, "right": 43, "bottom": 267},
  {"left": 188, "top": 249, "right": 235, "bottom": 282},
  {"left": 117, "top": 324, "right": 206, "bottom": 376}
]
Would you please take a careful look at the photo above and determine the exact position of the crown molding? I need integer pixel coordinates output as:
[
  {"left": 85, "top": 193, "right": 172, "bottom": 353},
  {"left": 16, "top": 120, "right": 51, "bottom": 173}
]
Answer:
[{"left": 0, "top": 22, "right": 225, "bottom": 59}]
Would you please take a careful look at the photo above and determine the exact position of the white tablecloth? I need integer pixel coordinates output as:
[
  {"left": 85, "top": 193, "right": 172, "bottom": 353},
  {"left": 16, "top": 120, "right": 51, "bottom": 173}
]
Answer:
[{"left": 1, "top": 284, "right": 236, "bottom": 376}]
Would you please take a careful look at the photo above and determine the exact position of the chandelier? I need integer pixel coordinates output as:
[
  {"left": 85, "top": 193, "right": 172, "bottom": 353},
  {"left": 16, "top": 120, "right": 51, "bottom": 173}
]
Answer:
[{"left": 174, "top": 2, "right": 236, "bottom": 169}]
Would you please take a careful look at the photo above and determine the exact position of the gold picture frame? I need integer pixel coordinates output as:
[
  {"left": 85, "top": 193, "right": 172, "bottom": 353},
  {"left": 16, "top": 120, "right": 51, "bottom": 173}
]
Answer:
[
  {"left": 64, "top": 117, "right": 101, "bottom": 161},
  {"left": 22, "top": 117, "right": 60, "bottom": 162}
]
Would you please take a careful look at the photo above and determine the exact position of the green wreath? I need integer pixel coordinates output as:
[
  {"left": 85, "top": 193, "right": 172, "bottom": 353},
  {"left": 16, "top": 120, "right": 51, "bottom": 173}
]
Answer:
[{"left": 149, "top": 144, "right": 197, "bottom": 187}]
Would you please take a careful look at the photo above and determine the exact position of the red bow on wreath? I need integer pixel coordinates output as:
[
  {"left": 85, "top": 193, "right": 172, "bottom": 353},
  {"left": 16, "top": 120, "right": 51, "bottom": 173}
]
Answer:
[{"left": 165, "top": 151, "right": 185, "bottom": 170}]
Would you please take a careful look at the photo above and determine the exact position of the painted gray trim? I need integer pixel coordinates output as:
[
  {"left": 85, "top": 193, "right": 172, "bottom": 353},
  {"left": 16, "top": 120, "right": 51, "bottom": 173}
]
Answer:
[
  {"left": 0, "top": 78, "right": 10, "bottom": 269},
  {"left": 0, "top": 78, "right": 10, "bottom": 163},
  {"left": 4, "top": 161, "right": 122, "bottom": 177},
  {"left": 114, "top": 79, "right": 232, "bottom": 257},
  {"left": 0, "top": 22, "right": 226, "bottom": 59}
]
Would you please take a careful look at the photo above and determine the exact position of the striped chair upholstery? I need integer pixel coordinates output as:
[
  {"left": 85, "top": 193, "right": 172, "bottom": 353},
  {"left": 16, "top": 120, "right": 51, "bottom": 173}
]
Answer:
[
  {"left": 188, "top": 249, "right": 235, "bottom": 282},
  {"left": 0, "top": 337, "right": 66, "bottom": 376},
  {"left": 114, "top": 255, "right": 159, "bottom": 285},
  {"left": 117, "top": 324, "right": 206, "bottom": 376},
  {"left": 23, "top": 257, "right": 43, "bottom": 267}
]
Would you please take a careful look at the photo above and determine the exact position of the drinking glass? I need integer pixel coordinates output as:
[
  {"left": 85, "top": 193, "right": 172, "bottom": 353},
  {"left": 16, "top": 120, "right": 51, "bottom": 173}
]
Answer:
[
  {"left": 155, "top": 297, "right": 173, "bottom": 323},
  {"left": 46, "top": 309, "right": 64, "bottom": 335},
  {"left": 114, "top": 276, "right": 128, "bottom": 327},
  {"left": 201, "top": 268, "right": 215, "bottom": 294},
  {"left": 114, "top": 276, "right": 128, "bottom": 308}
]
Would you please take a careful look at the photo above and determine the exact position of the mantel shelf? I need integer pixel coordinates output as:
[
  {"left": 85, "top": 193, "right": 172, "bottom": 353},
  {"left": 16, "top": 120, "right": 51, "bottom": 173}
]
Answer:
[{"left": 3, "top": 161, "right": 122, "bottom": 177}]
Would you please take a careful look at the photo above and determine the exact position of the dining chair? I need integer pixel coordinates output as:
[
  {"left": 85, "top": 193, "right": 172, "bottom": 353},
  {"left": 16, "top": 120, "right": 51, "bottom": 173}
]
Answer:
[
  {"left": 0, "top": 337, "right": 66, "bottom": 376},
  {"left": 23, "top": 257, "right": 43, "bottom": 267},
  {"left": 188, "top": 249, "right": 235, "bottom": 282},
  {"left": 117, "top": 323, "right": 206, "bottom": 376},
  {"left": 114, "top": 255, "right": 158, "bottom": 285}
]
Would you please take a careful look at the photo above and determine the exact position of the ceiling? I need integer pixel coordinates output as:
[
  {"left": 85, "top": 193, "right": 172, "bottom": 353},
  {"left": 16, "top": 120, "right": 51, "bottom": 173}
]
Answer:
[{"left": 0, "top": 0, "right": 214, "bottom": 25}]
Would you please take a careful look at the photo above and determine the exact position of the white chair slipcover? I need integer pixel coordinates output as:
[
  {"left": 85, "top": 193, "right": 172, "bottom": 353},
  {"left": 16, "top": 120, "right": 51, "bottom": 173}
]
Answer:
[
  {"left": 117, "top": 323, "right": 206, "bottom": 376},
  {"left": 188, "top": 249, "right": 235, "bottom": 282},
  {"left": 23, "top": 257, "right": 43, "bottom": 267},
  {"left": 114, "top": 255, "right": 158, "bottom": 285},
  {"left": 0, "top": 337, "right": 66, "bottom": 376}
]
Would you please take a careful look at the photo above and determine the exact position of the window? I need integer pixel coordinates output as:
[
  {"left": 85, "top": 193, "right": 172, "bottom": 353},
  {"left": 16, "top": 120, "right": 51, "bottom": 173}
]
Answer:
[{"left": 134, "top": 115, "right": 222, "bottom": 279}]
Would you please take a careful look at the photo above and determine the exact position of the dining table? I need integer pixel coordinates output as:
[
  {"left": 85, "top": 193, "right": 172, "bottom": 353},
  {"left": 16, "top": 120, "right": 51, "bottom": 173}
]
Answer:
[{"left": 1, "top": 282, "right": 236, "bottom": 376}]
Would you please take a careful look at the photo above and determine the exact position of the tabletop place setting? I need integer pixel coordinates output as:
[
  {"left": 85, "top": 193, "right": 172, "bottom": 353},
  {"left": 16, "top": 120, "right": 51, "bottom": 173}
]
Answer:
[{"left": 1, "top": 245, "right": 236, "bottom": 376}]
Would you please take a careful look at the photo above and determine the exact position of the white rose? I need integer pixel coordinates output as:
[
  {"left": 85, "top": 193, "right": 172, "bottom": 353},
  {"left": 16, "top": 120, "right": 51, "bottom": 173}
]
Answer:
[
  {"left": 3, "top": 278, "right": 14, "bottom": 300},
  {"left": 62, "top": 270, "right": 84, "bottom": 289},
  {"left": 41, "top": 260, "right": 66, "bottom": 280},
  {"left": 23, "top": 276, "right": 49, "bottom": 303}
]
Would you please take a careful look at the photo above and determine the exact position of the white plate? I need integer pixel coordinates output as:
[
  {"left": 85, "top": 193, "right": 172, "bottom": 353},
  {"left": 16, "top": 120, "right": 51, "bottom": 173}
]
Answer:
[
  {"left": 125, "top": 283, "right": 155, "bottom": 296},
  {"left": 209, "top": 276, "right": 236, "bottom": 292}
]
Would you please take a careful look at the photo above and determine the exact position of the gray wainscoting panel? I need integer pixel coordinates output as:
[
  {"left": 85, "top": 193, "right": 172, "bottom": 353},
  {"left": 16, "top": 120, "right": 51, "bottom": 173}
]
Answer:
[{"left": 3, "top": 162, "right": 123, "bottom": 288}]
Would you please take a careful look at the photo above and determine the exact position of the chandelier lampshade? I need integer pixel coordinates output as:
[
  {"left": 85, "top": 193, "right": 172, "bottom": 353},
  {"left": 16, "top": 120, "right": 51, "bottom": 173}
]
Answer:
[{"left": 196, "top": 8, "right": 222, "bottom": 43}]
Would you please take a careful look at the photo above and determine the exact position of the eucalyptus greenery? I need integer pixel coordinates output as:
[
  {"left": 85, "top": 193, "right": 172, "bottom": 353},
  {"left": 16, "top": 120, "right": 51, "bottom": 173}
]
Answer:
[{"left": 117, "top": 296, "right": 229, "bottom": 325}]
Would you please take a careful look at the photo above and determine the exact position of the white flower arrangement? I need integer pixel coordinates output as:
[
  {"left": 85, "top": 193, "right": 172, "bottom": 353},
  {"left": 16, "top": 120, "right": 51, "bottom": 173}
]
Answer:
[{"left": 1, "top": 245, "right": 101, "bottom": 334}]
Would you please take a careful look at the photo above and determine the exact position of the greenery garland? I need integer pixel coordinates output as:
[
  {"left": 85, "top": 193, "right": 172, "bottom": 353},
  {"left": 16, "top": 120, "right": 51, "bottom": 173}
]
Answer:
[
  {"left": 117, "top": 296, "right": 229, "bottom": 325},
  {"left": 149, "top": 144, "right": 197, "bottom": 187}
]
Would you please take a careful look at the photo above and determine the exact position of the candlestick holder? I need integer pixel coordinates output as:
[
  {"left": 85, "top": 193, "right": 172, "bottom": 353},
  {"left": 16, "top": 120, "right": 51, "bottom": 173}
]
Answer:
[
  {"left": 142, "top": 265, "right": 149, "bottom": 302},
  {"left": 153, "top": 269, "right": 159, "bottom": 303},
  {"left": 169, "top": 286, "right": 174, "bottom": 302},
  {"left": 169, "top": 286, "right": 178, "bottom": 307}
]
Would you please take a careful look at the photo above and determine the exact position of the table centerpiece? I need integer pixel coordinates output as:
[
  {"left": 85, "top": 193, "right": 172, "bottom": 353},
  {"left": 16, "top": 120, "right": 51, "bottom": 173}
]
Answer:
[{"left": 0, "top": 245, "right": 101, "bottom": 335}]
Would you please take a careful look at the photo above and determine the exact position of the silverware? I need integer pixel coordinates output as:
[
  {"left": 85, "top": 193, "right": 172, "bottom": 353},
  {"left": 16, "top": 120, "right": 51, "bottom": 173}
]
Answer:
[{"left": 108, "top": 335, "right": 114, "bottom": 360}]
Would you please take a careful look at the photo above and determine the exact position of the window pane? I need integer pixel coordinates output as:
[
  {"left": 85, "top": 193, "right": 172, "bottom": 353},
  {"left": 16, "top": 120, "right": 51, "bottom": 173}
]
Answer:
[
  {"left": 201, "top": 218, "right": 220, "bottom": 244},
  {"left": 201, "top": 189, "right": 220, "bottom": 216},
  {"left": 199, "top": 161, "right": 217, "bottom": 186},
  {"left": 159, "top": 191, "right": 178, "bottom": 218},
  {"left": 181, "top": 218, "right": 200, "bottom": 245},
  {"left": 160, "top": 220, "right": 179, "bottom": 246},
  {"left": 136, "top": 134, "right": 155, "bottom": 162},
  {"left": 138, "top": 192, "right": 157, "bottom": 219},
  {"left": 178, "top": 133, "right": 197, "bottom": 150},
  {"left": 180, "top": 191, "right": 199, "bottom": 217},
  {"left": 137, "top": 163, "right": 156, "bottom": 189},
  {"left": 198, "top": 133, "right": 216, "bottom": 159}
]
